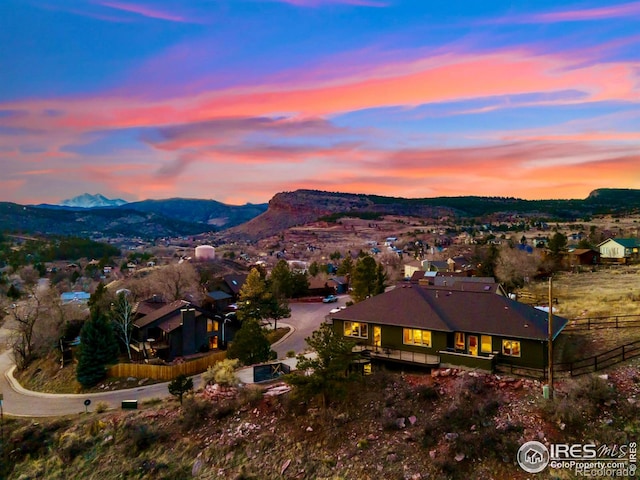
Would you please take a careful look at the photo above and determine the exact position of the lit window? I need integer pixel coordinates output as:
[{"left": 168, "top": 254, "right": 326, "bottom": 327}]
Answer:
[
  {"left": 209, "top": 336, "right": 218, "bottom": 349},
  {"left": 481, "top": 335, "right": 492, "bottom": 353},
  {"left": 502, "top": 340, "right": 521, "bottom": 357},
  {"left": 344, "top": 321, "right": 368, "bottom": 338},
  {"left": 403, "top": 328, "right": 431, "bottom": 347},
  {"left": 454, "top": 332, "right": 465, "bottom": 350}
]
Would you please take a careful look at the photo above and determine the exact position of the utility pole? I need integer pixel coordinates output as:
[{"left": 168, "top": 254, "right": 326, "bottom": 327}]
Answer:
[
  {"left": 0, "top": 393, "right": 4, "bottom": 447},
  {"left": 548, "top": 276, "right": 554, "bottom": 400}
]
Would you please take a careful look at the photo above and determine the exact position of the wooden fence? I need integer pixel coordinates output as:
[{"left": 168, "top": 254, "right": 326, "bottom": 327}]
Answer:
[
  {"left": 496, "top": 339, "right": 640, "bottom": 380},
  {"left": 107, "top": 351, "right": 227, "bottom": 381},
  {"left": 554, "top": 340, "right": 640, "bottom": 377},
  {"left": 564, "top": 314, "right": 640, "bottom": 331}
]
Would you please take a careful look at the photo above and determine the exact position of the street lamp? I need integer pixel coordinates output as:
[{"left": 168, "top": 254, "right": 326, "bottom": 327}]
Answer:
[{"left": 221, "top": 314, "right": 233, "bottom": 348}]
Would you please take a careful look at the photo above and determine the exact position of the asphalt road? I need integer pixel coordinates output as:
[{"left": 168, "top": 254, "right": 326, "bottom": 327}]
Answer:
[
  {"left": 272, "top": 295, "right": 348, "bottom": 358},
  {"left": 0, "top": 297, "right": 339, "bottom": 417}
]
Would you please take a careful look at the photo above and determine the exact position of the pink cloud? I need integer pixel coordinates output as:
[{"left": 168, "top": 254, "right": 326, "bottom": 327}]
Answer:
[
  {"left": 534, "top": 2, "right": 640, "bottom": 22},
  {"left": 96, "top": 1, "right": 195, "bottom": 23},
  {"left": 2, "top": 40, "right": 639, "bottom": 204},
  {"left": 3, "top": 48, "right": 638, "bottom": 135},
  {"left": 271, "top": 0, "right": 388, "bottom": 7},
  {"left": 496, "top": 1, "right": 640, "bottom": 24}
]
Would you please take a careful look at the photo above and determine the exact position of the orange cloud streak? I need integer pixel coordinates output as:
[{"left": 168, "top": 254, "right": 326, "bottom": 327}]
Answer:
[{"left": 2, "top": 50, "right": 638, "bottom": 133}]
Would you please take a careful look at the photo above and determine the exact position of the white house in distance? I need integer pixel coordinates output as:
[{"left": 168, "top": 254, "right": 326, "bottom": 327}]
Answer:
[
  {"left": 597, "top": 237, "right": 640, "bottom": 263},
  {"left": 61, "top": 291, "right": 91, "bottom": 304}
]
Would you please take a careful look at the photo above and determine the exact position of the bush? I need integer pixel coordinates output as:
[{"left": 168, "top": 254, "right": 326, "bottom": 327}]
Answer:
[
  {"left": 416, "top": 384, "right": 439, "bottom": 401},
  {"left": 202, "top": 358, "right": 240, "bottom": 387},
  {"left": 58, "top": 432, "right": 94, "bottom": 463},
  {"left": 121, "top": 423, "right": 165, "bottom": 453},
  {"left": 541, "top": 375, "right": 615, "bottom": 437},
  {"left": 10, "top": 419, "right": 70, "bottom": 462},
  {"left": 181, "top": 397, "right": 211, "bottom": 432}
]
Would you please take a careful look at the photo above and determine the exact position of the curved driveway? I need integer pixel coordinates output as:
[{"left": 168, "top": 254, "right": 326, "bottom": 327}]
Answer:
[
  {"left": 0, "top": 296, "right": 341, "bottom": 417},
  {"left": 272, "top": 295, "right": 347, "bottom": 358}
]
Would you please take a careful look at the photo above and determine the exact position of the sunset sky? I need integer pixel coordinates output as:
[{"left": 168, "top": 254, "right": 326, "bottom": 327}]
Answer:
[{"left": 1, "top": 1, "right": 639, "bottom": 205}]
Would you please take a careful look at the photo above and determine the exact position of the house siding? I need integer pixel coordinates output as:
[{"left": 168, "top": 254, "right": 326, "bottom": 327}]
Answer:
[
  {"left": 333, "top": 319, "right": 550, "bottom": 370},
  {"left": 181, "top": 308, "right": 197, "bottom": 357},
  {"left": 495, "top": 338, "right": 547, "bottom": 370}
]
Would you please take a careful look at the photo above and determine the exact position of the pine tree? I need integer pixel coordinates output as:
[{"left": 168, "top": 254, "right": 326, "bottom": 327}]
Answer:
[
  {"left": 168, "top": 374, "right": 193, "bottom": 404},
  {"left": 227, "top": 319, "right": 273, "bottom": 366},
  {"left": 286, "top": 322, "right": 355, "bottom": 408},
  {"left": 270, "top": 260, "right": 293, "bottom": 299},
  {"left": 76, "top": 310, "right": 120, "bottom": 388},
  {"left": 238, "top": 268, "right": 290, "bottom": 329},
  {"left": 350, "top": 255, "right": 377, "bottom": 302}
]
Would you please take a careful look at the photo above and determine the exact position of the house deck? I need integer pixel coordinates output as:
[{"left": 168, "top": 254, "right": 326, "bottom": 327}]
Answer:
[{"left": 353, "top": 345, "right": 440, "bottom": 367}]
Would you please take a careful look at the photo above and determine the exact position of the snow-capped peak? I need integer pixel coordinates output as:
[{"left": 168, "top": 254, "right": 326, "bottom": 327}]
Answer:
[{"left": 59, "top": 193, "right": 128, "bottom": 208}]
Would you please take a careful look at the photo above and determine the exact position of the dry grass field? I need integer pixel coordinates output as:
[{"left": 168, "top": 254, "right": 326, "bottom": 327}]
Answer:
[
  {"left": 521, "top": 265, "right": 640, "bottom": 318},
  {"left": 518, "top": 265, "right": 640, "bottom": 364}
]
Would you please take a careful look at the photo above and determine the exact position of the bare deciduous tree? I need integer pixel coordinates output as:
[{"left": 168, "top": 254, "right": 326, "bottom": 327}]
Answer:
[
  {"left": 494, "top": 246, "right": 541, "bottom": 292},
  {"left": 111, "top": 292, "right": 135, "bottom": 361},
  {"left": 9, "top": 289, "right": 42, "bottom": 370},
  {"left": 9, "top": 285, "right": 83, "bottom": 370},
  {"left": 123, "top": 263, "right": 202, "bottom": 302}
]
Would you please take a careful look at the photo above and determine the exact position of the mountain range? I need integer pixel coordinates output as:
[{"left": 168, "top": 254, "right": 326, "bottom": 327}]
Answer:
[
  {"left": 1, "top": 188, "right": 639, "bottom": 240},
  {"left": 59, "top": 193, "right": 128, "bottom": 208}
]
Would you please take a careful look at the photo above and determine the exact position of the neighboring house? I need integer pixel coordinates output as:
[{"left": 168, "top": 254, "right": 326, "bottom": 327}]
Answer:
[
  {"left": 431, "top": 275, "right": 506, "bottom": 296},
  {"left": 447, "top": 255, "right": 476, "bottom": 274},
  {"left": 424, "top": 260, "right": 449, "bottom": 272},
  {"left": 329, "top": 284, "right": 568, "bottom": 372},
  {"left": 327, "top": 276, "right": 349, "bottom": 294},
  {"left": 567, "top": 248, "right": 600, "bottom": 266},
  {"left": 60, "top": 291, "right": 91, "bottom": 304},
  {"left": 220, "top": 274, "right": 248, "bottom": 300},
  {"left": 597, "top": 238, "right": 640, "bottom": 263},
  {"left": 409, "top": 270, "right": 438, "bottom": 284},
  {"left": 132, "top": 299, "right": 224, "bottom": 361},
  {"left": 403, "top": 259, "right": 424, "bottom": 279},
  {"left": 308, "top": 277, "right": 335, "bottom": 297},
  {"left": 202, "top": 290, "right": 234, "bottom": 314}
]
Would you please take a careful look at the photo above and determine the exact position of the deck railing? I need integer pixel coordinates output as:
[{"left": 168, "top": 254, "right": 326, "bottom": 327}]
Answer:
[{"left": 353, "top": 345, "right": 440, "bottom": 366}]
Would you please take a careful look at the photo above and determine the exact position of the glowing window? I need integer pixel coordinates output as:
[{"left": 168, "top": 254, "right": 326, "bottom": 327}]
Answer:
[
  {"left": 481, "top": 335, "right": 492, "bottom": 353},
  {"left": 209, "top": 336, "right": 218, "bottom": 349},
  {"left": 403, "top": 329, "right": 432, "bottom": 347},
  {"left": 502, "top": 340, "right": 521, "bottom": 357},
  {"left": 454, "top": 332, "right": 465, "bottom": 350},
  {"left": 344, "top": 321, "right": 368, "bottom": 338},
  {"left": 207, "top": 319, "right": 219, "bottom": 332}
]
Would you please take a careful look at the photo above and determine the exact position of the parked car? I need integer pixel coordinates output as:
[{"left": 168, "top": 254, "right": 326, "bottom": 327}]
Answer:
[{"left": 322, "top": 295, "right": 338, "bottom": 303}]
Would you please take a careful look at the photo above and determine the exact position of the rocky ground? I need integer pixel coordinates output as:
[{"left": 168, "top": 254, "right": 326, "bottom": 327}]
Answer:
[{"left": 4, "top": 360, "right": 639, "bottom": 480}]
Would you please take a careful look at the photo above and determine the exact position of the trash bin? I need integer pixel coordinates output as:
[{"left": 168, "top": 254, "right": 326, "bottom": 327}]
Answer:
[
  {"left": 121, "top": 400, "right": 138, "bottom": 409},
  {"left": 542, "top": 385, "right": 549, "bottom": 399}
]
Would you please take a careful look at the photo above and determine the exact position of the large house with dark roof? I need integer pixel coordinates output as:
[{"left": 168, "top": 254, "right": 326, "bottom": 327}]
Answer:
[
  {"left": 132, "top": 299, "right": 225, "bottom": 361},
  {"left": 329, "top": 284, "right": 568, "bottom": 372}
]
